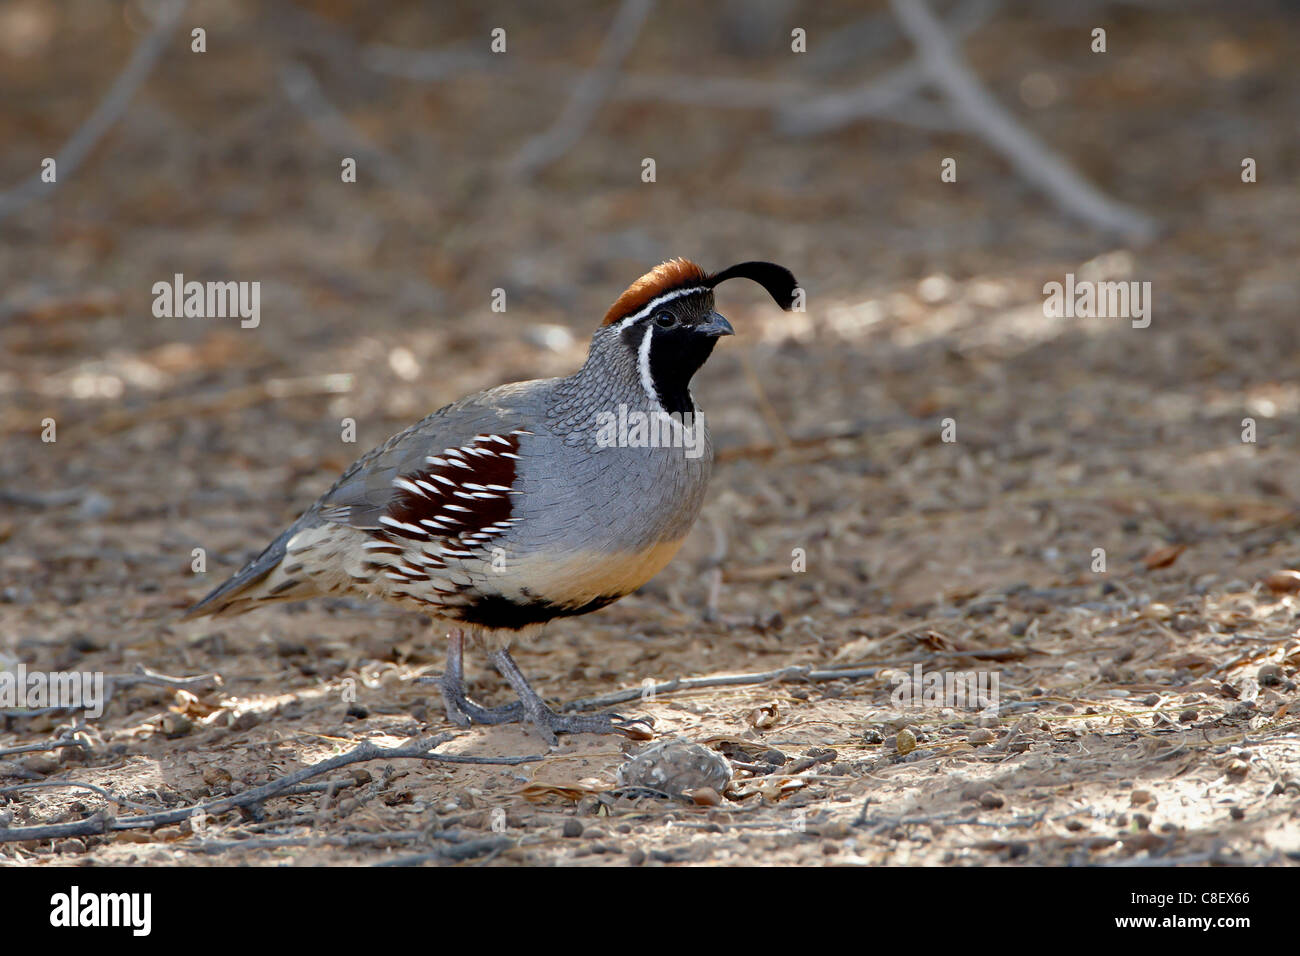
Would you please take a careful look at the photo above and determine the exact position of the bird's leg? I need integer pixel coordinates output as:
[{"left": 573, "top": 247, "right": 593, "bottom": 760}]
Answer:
[
  {"left": 439, "top": 629, "right": 524, "bottom": 727},
  {"left": 488, "top": 648, "right": 654, "bottom": 745}
]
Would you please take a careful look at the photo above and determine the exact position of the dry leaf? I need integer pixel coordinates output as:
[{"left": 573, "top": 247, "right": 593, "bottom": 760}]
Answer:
[
  {"left": 747, "top": 703, "right": 779, "bottom": 730},
  {"left": 1143, "top": 545, "right": 1186, "bottom": 570},
  {"left": 1263, "top": 570, "right": 1300, "bottom": 594}
]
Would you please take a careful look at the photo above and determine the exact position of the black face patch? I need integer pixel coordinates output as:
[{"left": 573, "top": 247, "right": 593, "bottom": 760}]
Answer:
[
  {"left": 618, "top": 292, "right": 721, "bottom": 416},
  {"left": 646, "top": 324, "right": 717, "bottom": 415}
]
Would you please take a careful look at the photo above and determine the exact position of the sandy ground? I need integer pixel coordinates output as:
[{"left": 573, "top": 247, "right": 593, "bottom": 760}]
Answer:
[{"left": 1, "top": 0, "right": 1299, "bottom": 866}]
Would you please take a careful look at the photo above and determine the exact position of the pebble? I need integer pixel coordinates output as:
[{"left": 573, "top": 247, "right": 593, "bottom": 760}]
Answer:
[
  {"left": 895, "top": 729, "right": 917, "bottom": 755},
  {"left": 562, "top": 819, "right": 583, "bottom": 838},
  {"left": 978, "top": 791, "right": 1005, "bottom": 809},
  {"left": 1258, "top": 664, "right": 1284, "bottom": 686},
  {"left": 616, "top": 738, "right": 731, "bottom": 798}
]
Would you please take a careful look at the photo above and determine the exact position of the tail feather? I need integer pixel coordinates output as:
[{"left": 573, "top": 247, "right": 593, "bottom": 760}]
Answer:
[{"left": 182, "top": 525, "right": 300, "bottom": 620}]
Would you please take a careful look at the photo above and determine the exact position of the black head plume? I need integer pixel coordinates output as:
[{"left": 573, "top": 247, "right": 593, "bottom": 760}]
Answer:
[{"left": 706, "top": 261, "right": 799, "bottom": 311}]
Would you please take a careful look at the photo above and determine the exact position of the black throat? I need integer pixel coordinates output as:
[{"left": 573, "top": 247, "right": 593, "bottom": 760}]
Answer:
[{"left": 623, "top": 323, "right": 716, "bottom": 416}]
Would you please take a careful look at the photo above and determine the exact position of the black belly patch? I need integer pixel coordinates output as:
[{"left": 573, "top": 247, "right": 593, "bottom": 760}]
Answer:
[{"left": 453, "top": 593, "right": 623, "bottom": 630}]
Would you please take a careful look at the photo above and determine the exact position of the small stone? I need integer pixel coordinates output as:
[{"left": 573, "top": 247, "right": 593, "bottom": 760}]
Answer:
[
  {"left": 1130, "top": 789, "right": 1154, "bottom": 806},
  {"left": 978, "top": 791, "right": 1005, "bottom": 809},
  {"left": 862, "top": 729, "right": 883, "bottom": 744},
  {"left": 1258, "top": 664, "right": 1284, "bottom": 686},
  {"left": 202, "top": 767, "right": 233, "bottom": 787},
  {"left": 160, "top": 713, "right": 192, "bottom": 738},
  {"left": 1179, "top": 708, "right": 1198, "bottom": 723},
  {"left": 1229, "top": 806, "right": 1245, "bottom": 820},
  {"left": 562, "top": 819, "right": 584, "bottom": 838},
  {"left": 616, "top": 738, "right": 731, "bottom": 798},
  {"left": 895, "top": 728, "right": 917, "bottom": 755},
  {"left": 19, "top": 755, "right": 58, "bottom": 776},
  {"left": 967, "top": 728, "right": 996, "bottom": 744},
  {"left": 628, "top": 849, "right": 646, "bottom": 866},
  {"left": 1225, "top": 760, "right": 1249, "bottom": 779}
]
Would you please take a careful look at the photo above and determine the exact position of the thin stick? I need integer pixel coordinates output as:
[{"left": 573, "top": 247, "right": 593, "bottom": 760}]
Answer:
[
  {"left": 509, "top": 0, "right": 654, "bottom": 179},
  {"left": 561, "top": 664, "right": 884, "bottom": 713},
  {"left": 890, "top": 0, "right": 1157, "bottom": 240},
  {"left": 278, "top": 62, "right": 404, "bottom": 187},
  {"left": 0, "top": 0, "right": 189, "bottom": 222},
  {"left": 0, "top": 733, "right": 544, "bottom": 845},
  {"left": 778, "top": 0, "right": 997, "bottom": 137},
  {"left": 0, "top": 780, "right": 157, "bottom": 814}
]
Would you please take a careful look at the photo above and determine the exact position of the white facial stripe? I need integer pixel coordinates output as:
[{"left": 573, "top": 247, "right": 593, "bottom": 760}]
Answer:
[
  {"left": 616, "top": 285, "right": 710, "bottom": 330},
  {"left": 637, "top": 324, "right": 660, "bottom": 409}
]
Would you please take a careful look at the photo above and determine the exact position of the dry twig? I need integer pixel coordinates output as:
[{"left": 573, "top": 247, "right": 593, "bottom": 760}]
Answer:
[{"left": 0, "top": 0, "right": 189, "bottom": 222}]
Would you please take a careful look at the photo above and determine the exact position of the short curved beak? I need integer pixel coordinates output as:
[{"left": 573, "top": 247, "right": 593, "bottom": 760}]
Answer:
[{"left": 697, "top": 312, "right": 735, "bottom": 337}]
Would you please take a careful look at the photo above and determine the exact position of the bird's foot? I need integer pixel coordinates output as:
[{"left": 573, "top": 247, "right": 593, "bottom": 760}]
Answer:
[
  {"left": 520, "top": 704, "right": 655, "bottom": 746},
  {"left": 440, "top": 675, "right": 525, "bottom": 728},
  {"left": 480, "top": 646, "right": 655, "bottom": 744}
]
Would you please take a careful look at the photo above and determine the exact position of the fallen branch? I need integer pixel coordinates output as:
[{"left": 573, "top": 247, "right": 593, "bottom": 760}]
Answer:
[
  {"left": 0, "top": 779, "right": 156, "bottom": 813},
  {"left": 107, "top": 665, "right": 221, "bottom": 694},
  {"left": 890, "top": 0, "right": 1158, "bottom": 240},
  {"left": 560, "top": 664, "right": 884, "bottom": 713},
  {"left": 0, "top": 0, "right": 189, "bottom": 222},
  {"left": 188, "top": 830, "right": 512, "bottom": 864},
  {"left": 278, "top": 61, "right": 405, "bottom": 187},
  {"left": 778, "top": 0, "right": 997, "bottom": 137},
  {"left": 0, "top": 733, "right": 544, "bottom": 845},
  {"left": 508, "top": 0, "right": 653, "bottom": 179}
]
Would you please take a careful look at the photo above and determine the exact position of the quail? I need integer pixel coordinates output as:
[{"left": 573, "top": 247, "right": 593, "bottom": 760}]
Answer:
[{"left": 184, "top": 258, "right": 799, "bottom": 742}]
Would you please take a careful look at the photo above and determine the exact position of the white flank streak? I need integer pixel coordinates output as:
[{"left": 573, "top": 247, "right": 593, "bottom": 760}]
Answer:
[
  {"left": 378, "top": 516, "right": 426, "bottom": 535},
  {"left": 425, "top": 456, "right": 448, "bottom": 467},
  {"left": 489, "top": 435, "right": 512, "bottom": 445},
  {"left": 393, "top": 477, "right": 426, "bottom": 497},
  {"left": 430, "top": 473, "right": 455, "bottom": 486},
  {"left": 444, "top": 504, "right": 471, "bottom": 513}
]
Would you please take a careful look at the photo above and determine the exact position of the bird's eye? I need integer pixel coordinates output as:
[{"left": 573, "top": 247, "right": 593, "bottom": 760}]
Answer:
[{"left": 653, "top": 312, "right": 677, "bottom": 329}]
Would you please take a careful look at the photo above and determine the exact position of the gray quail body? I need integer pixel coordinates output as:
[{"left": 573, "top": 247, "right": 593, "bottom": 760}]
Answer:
[{"left": 185, "top": 258, "right": 798, "bottom": 742}]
